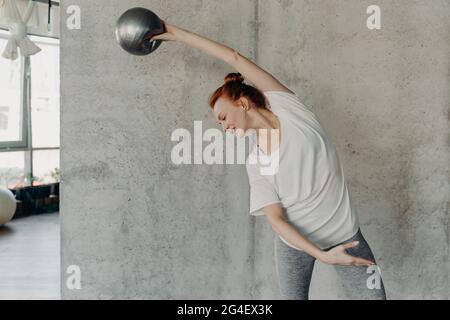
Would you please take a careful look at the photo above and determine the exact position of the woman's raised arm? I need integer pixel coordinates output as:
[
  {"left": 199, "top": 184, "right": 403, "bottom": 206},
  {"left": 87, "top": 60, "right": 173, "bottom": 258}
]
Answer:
[{"left": 151, "top": 22, "right": 294, "bottom": 94}]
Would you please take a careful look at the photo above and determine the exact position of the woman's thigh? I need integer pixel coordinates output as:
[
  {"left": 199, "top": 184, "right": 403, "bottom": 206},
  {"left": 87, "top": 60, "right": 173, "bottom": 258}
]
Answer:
[
  {"left": 274, "top": 235, "right": 316, "bottom": 300},
  {"left": 330, "top": 229, "right": 387, "bottom": 300}
]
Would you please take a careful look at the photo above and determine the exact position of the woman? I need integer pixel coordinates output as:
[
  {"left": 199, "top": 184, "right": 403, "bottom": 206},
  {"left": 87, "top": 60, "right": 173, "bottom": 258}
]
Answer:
[{"left": 150, "top": 22, "right": 387, "bottom": 300}]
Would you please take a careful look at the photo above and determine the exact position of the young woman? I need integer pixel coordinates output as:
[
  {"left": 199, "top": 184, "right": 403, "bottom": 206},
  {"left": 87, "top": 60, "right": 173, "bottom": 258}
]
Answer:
[{"left": 150, "top": 22, "right": 387, "bottom": 300}]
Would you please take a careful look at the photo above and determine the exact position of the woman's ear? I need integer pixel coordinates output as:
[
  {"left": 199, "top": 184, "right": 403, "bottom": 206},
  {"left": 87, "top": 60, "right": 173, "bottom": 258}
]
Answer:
[{"left": 239, "top": 97, "right": 250, "bottom": 111}]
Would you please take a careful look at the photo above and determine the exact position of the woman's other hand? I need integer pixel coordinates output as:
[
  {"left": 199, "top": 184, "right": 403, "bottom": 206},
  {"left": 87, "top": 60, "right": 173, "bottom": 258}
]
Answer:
[{"left": 319, "top": 241, "right": 376, "bottom": 267}]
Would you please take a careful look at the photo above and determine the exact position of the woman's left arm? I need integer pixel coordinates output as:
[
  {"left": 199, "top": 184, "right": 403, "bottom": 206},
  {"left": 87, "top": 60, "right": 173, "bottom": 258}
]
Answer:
[{"left": 152, "top": 22, "right": 294, "bottom": 94}]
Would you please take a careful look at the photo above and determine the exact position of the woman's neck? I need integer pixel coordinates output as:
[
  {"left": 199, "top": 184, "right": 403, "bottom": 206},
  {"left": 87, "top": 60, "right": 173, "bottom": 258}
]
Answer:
[
  {"left": 251, "top": 108, "right": 281, "bottom": 154},
  {"left": 252, "top": 108, "right": 279, "bottom": 131}
]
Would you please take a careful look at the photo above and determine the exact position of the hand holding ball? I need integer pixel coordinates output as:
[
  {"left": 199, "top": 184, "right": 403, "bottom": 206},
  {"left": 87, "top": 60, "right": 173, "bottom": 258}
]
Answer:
[{"left": 115, "top": 7, "right": 166, "bottom": 55}]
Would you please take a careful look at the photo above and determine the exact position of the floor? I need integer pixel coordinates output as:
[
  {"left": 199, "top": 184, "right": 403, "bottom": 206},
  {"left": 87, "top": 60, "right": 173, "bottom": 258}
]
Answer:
[{"left": 0, "top": 212, "right": 60, "bottom": 300}]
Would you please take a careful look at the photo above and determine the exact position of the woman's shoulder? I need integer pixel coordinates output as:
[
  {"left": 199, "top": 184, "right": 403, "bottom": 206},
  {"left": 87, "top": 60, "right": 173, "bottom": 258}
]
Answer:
[
  {"left": 262, "top": 89, "right": 303, "bottom": 100},
  {"left": 263, "top": 89, "right": 297, "bottom": 96},
  {"left": 263, "top": 90, "right": 318, "bottom": 124},
  {"left": 263, "top": 90, "right": 310, "bottom": 111}
]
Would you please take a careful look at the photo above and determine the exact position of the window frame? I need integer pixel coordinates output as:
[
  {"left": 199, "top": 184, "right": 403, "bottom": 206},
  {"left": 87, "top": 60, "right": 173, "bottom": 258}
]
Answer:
[
  {"left": 0, "top": 32, "right": 29, "bottom": 150},
  {"left": 0, "top": 32, "right": 60, "bottom": 187}
]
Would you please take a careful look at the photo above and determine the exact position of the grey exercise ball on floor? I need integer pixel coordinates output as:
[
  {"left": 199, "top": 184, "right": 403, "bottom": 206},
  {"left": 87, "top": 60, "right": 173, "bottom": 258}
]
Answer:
[
  {"left": 0, "top": 187, "right": 16, "bottom": 226},
  {"left": 115, "top": 7, "right": 165, "bottom": 55}
]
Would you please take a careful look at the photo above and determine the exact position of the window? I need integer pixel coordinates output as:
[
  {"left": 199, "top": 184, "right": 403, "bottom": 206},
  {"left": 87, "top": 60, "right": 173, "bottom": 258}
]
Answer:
[
  {"left": 0, "top": 31, "right": 60, "bottom": 188},
  {"left": 30, "top": 35, "right": 60, "bottom": 149},
  {"left": 0, "top": 36, "right": 26, "bottom": 146},
  {"left": 0, "top": 151, "right": 26, "bottom": 188},
  {"left": 32, "top": 149, "right": 60, "bottom": 185}
]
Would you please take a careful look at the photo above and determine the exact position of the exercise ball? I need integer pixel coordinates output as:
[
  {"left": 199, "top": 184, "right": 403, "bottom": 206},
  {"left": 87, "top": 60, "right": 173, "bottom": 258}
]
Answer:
[
  {"left": 0, "top": 187, "right": 17, "bottom": 226},
  {"left": 115, "top": 7, "right": 165, "bottom": 55}
]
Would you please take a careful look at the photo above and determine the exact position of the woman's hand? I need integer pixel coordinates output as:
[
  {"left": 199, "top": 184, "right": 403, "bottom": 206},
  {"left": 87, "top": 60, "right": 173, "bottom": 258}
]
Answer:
[
  {"left": 148, "top": 21, "right": 178, "bottom": 42},
  {"left": 319, "top": 241, "right": 375, "bottom": 267}
]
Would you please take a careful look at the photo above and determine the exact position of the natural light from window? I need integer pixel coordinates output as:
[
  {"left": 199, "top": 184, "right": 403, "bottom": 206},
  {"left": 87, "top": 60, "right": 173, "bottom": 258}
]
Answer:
[
  {"left": 0, "top": 37, "right": 22, "bottom": 142},
  {"left": 0, "top": 31, "right": 60, "bottom": 188}
]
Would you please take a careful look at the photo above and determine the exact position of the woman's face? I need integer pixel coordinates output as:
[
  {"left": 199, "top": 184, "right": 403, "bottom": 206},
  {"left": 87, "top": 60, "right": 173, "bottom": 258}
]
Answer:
[{"left": 213, "top": 96, "right": 249, "bottom": 138}]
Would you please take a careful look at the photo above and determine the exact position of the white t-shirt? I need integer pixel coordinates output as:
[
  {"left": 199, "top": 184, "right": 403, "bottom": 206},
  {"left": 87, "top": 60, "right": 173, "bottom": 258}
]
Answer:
[{"left": 245, "top": 91, "right": 359, "bottom": 250}]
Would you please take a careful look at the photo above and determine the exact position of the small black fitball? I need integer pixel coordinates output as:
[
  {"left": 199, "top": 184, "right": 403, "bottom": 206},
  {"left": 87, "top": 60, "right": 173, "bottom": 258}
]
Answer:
[{"left": 115, "top": 7, "right": 165, "bottom": 56}]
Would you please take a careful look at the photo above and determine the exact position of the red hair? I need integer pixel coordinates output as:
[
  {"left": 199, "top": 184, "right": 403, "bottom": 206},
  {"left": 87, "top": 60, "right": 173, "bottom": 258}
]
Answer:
[{"left": 208, "top": 73, "right": 268, "bottom": 110}]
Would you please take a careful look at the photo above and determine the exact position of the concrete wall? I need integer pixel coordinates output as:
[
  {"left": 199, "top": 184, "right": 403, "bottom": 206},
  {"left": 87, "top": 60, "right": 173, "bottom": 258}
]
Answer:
[{"left": 61, "top": 0, "right": 450, "bottom": 299}]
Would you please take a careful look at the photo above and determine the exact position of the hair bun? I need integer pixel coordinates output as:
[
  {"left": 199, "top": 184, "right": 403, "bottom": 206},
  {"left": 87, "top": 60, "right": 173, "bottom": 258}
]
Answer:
[{"left": 224, "top": 73, "right": 244, "bottom": 84}]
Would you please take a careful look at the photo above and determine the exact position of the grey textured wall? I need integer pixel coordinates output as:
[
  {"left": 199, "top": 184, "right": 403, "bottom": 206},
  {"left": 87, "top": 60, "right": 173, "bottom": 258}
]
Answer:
[{"left": 61, "top": 0, "right": 450, "bottom": 299}]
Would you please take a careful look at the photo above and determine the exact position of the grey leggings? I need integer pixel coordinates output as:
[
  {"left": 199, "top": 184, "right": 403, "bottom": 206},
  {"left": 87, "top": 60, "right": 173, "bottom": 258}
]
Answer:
[{"left": 274, "top": 228, "right": 387, "bottom": 300}]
